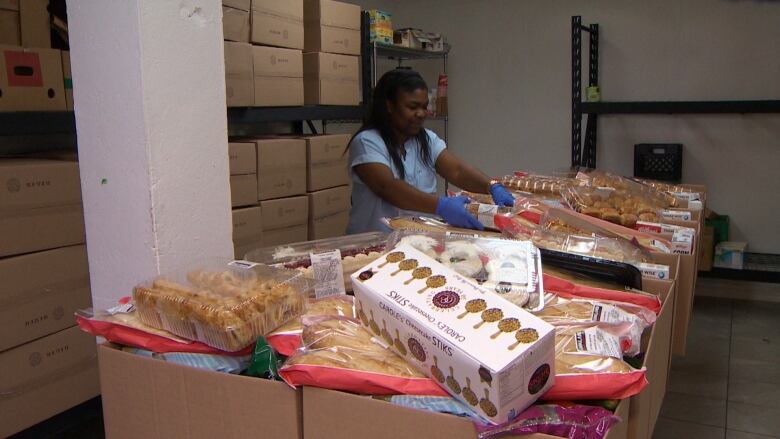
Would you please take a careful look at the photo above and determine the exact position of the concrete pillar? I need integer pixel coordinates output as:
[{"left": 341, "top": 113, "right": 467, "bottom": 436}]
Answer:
[{"left": 67, "top": 0, "right": 233, "bottom": 310}]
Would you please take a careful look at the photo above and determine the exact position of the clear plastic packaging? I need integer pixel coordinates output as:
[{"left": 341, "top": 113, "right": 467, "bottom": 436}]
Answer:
[
  {"left": 575, "top": 170, "right": 680, "bottom": 208},
  {"left": 465, "top": 202, "right": 514, "bottom": 230},
  {"left": 561, "top": 186, "right": 663, "bottom": 226},
  {"left": 501, "top": 174, "right": 576, "bottom": 196},
  {"left": 542, "top": 270, "right": 662, "bottom": 314},
  {"left": 384, "top": 216, "right": 503, "bottom": 238},
  {"left": 266, "top": 296, "right": 355, "bottom": 356},
  {"left": 475, "top": 403, "right": 621, "bottom": 439},
  {"left": 244, "top": 232, "right": 387, "bottom": 294},
  {"left": 132, "top": 260, "right": 308, "bottom": 352},
  {"left": 279, "top": 316, "right": 447, "bottom": 396},
  {"left": 386, "top": 230, "right": 545, "bottom": 311}
]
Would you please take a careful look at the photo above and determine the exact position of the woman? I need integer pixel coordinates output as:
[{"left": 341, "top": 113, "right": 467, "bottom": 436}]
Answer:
[{"left": 346, "top": 69, "right": 514, "bottom": 234}]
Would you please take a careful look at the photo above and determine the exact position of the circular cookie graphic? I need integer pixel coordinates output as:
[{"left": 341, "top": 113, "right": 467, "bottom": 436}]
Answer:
[
  {"left": 357, "top": 300, "right": 369, "bottom": 327},
  {"left": 379, "top": 251, "right": 405, "bottom": 268},
  {"left": 474, "top": 308, "right": 504, "bottom": 329},
  {"left": 478, "top": 366, "right": 493, "bottom": 387},
  {"left": 432, "top": 290, "right": 461, "bottom": 309},
  {"left": 407, "top": 337, "right": 426, "bottom": 362},
  {"left": 391, "top": 258, "right": 419, "bottom": 276},
  {"left": 358, "top": 270, "right": 374, "bottom": 281},
  {"left": 480, "top": 388, "right": 498, "bottom": 418},
  {"left": 404, "top": 266, "right": 432, "bottom": 285},
  {"left": 394, "top": 329, "right": 407, "bottom": 356},
  {"left": 528, "top": 363, "right": 551, "bottom": 395},
  {"left": 462, "top": 377, "right": 478, "bottom": 406},
  {"left": 431, "top": 356, "right": 445, "bottom": 383},
  {"left": 508, "top": 328, "right": 539, "bottom": 351},
  {"left": 457, "top": 298, "right": 487, "bottom": 319},
  {"left": 417, "top": 274, "right": 446, "bottom": 294},
  {"left": 446, "top": 366, "right": 461, "bottom": 395},
  {"left": 491, "top": 317, "right": 520, "bottom": 339},
  {"left": 368, "top": 310, "right": 380, "bottom": 335},
  {"left": 381, "top": 320, "right": 393, "bottom": 346}
]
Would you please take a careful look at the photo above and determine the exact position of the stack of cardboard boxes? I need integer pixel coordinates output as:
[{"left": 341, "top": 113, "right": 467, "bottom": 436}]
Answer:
[
  {"left": 0, "top": 157, "right": 99, "bottom": 437},
  {"left": 223, "top": 0, "right": 305, "bottom": 107},
  {"left": 0, "top": 0, "right": 71, "bottom": 112},
  {"left": 303, "top": 0, "right": 361, "bottom": 105},
  {"left": 229, "top": 133, "right": 352, "bottom": 257}
]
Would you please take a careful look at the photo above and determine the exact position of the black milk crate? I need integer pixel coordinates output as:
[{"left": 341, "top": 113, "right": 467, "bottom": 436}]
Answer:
[{"left": 634, "top": 143, "right": 682, "bottom": 182}]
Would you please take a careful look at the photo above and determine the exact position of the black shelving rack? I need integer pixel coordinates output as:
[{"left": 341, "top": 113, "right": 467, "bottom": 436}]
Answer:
[{"left": 570, "top": 15, "right": 780, "bottom": 168}]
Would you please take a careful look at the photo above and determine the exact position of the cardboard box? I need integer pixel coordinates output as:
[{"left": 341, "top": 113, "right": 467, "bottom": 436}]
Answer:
[
  {"left": 229, "top": 142, "right": 257, "bottom": 175},
  {"left": 19, "top": 0, "right": 48, "bottom": 48},
  {"left": 0, "top": 245, "right": 91, "bottom": 352},
  {"left": 251, "top": 0, "right": 303, "bottom": 49},
  {"left": 230, "top": 174, "right": 258, "bottom": 208},
  {"left": 224, "top": 41, "right": 253, "bottom": 107},
  {"left": 394, "top": 28, "right": 445, "bottom": 52},
  {"left": 0, "top": 204, "right": 85, "bottom": 258},
  {"left": 352, "top": 244, "right": 556, "bottom": 424},
  {"left": 260, "top": 195, "right": 308, "bottom": 246},
  {"left": 0, "top": 2, "right": 20, "bottom": 46},
  {"left": 714, "top": 241, "right": 747, "bottom": 269},
  {"left": 304, "top": 0, "right": 361, "bottom": 55},
  {"left": 222, "top": 5, "right": 250, "bottom": 43},
  {"left": 0, "top": 158, "right": 81, "bottom": 210},
  {"left": 308, "top": 185, "right": 350, "bottom": 239},
  {"left": 0, "top": 45, "right": 66, "bottom": 111},
  {"left": 99, "top": 343, "right": 302, "bottom": 439},
  {"left": 301, "top": 133, "right": 350, "bottom": 191},
  {"left": 256, "top": 138, "right": 307, "bottom": 200},
  {"left": 223, "top": 0, "right": 250, "bottom": 12},
  {"left": 0, "top": 326, "right": 100, "bottom": 438},
  {"left": 699, "top": 225, "right": 714, "bottom": 271},
  {"left": 232, "top": 206, "right": 263, "bottom": 258},
  {"left": 303, "top": 52, "right": 359, "bottom": 105},
  {"left": 252, "top": 45, "right": 303, "bottom": 106},
  {"left": 303, "top": 386, "right": 630, "bottom": 439},
  {"left": 61, "top": 50, "right": 73, "bottom": 110}
]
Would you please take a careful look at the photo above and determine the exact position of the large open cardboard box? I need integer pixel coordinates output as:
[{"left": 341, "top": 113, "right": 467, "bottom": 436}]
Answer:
[{"left": 99, "top": 344, "right": 303, "bottom": 439}]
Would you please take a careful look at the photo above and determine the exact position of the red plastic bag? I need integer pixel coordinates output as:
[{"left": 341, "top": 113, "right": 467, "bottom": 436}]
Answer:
[{"left": 543, "top": 273, "right": 662, "bottom": 314}]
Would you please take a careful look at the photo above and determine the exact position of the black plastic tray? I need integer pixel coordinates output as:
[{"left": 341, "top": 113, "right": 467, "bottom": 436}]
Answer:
[{"left": 539, "top": 248, "right": 643, "bottom": 290}]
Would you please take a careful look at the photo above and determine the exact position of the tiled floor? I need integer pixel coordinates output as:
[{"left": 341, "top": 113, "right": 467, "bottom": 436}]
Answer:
[{"left": 653, "top": 298, "right": 780, "bottom": 439}]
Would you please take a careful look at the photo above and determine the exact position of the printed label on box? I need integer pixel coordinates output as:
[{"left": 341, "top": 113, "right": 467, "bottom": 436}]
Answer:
[
  {"left": 638, "top": 262, "right": 670, "bottom": 280},
  {"left": 310, "top": 249, "right": 346, "bottom": 298},
  {"left": 661, "top": 210, "right": 692, "bottom": 221}
]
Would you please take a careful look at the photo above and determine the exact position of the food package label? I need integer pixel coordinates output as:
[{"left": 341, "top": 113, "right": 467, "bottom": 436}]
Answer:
[
  {"left": 476, "top": 203, "right": 499, "bottom": 229},
  {"left": 575, "top": 327, "right": 623, "bottom": 359},
  {"left": 672, "top": 192, "right": 701, "bottom": 202},
  {"left": 637, "top": 262, "right": 670, "bottom": 280},
  {"left": 351, "top": 244, "right": 556, "bottom": 424},
  {"left": 591, "top": 303, "right": 635, "bottom": 325},
  {"left": 660, "top": 209, "right": 692, "bottom": 221},
  {"left": 310, "top": 249, "right": 346, "bottom": 298},
  {"left": 672, "top": 229, "right": 695, "bottom": 255}
]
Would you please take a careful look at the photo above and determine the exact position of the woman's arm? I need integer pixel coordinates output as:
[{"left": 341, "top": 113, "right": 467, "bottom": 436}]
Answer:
[
  {"left": 353, "top": 163, "right": 439, "bottom": 213},
  {"left": 434, "top": 149, "right": 493, "bottom": 194}
]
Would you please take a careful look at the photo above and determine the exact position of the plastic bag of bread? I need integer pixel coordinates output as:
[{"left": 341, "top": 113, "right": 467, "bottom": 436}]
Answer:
[
  {"left": 542, "top": 322, "right": 648, "bottom": 400},
  {"left": 267, "top": 296, "right": 355, "bottom": 356},
  {"left": 536, "top": 295, "right": 656, "bottom": 356},
  {"left": 542, "top": 269, "right": 662, "bottom": 314},
  {"left": 575, "top": 170, "right": 680, "bottom": 208},
  {"left": 501, "top": 173, "right": 576, "bottom": 196},
  {"left": 561, "top": 186, "right": 665, "bottom": 226},
  {"left": 278, "top": 316, "right": 447, "bottom": 396},
  {"left": 384, "top": 216, "right": 502, "bottom": 238},
  {"left": 132, "top": 260, "right": 308, "bottom": 351},
  {"left": 386, "top": 230, "right": 546, "bottom": 311}
]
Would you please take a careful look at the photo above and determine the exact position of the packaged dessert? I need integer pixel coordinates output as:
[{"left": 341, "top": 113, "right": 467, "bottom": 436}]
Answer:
[
  {"left": 536, "top": 295, "right": 656, "bottom": 356},
  {"left": 633, "top": 178, "right": 703, "bottom": 209},
  {"left": 384, "top": 216, "right": 502, "bottom": 238},
  {"left": 561, "top": 186, "right": 665, "bottom": 226},
  {"left": 475, "top": 403, "right": 620, "bottom": 439},
  {"left": 352, "top": 244, "right": 556, "bottom": 424},
  {"left": 132, "top": 260, "right": 308, "bottom": 352},
  {"left": 465, "top": 202, "right": 514, "bottom": 230},
  {"left": 267, "top": 295, "right": 355, "bottom": 356},
  {"left": 279, "top": 316, "right": 447, "bottom": 396},
  {"left": 542, "top": 271, "right": 662, "bottom": 314},
  {"left": 386, "top": 230, "right": 546, "bottom": 311},
  {"left": 244, "top": 232, "right": 387, "bottom": 295},
  {"left": 542, "top": 322, "right": 647, "bottom": 400},
  {"left": 575, "top": 170, "right": 680, "bottom": 208},
  {"left": 501, "top": 173, "right": 576, "bottom": 196},
  {"left": 635, "top": 221, "right": 696, "bottom": 255}
]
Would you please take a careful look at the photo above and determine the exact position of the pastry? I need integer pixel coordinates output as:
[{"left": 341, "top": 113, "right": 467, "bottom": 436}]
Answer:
[
  {"left": 440, "top": 241, "right": 483, "bottom": 277},
  {"left": 397, "top": 234, "right": 440, "bottom": 259}
]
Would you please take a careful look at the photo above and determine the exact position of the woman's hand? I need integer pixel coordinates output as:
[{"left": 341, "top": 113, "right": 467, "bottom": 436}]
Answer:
[
  {"left": 489, "top": 184, "right": 515, "bottom": 207},
  {"left": 436, "top": 196, "right": 484, "bottom": 230}
]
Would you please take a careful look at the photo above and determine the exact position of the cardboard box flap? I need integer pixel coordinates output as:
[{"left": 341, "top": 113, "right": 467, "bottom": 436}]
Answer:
[
  {"left": 305, "top": 0, "right": 361, "bottom": 30},
  {"left": 251, "top": 0, "right": 303, "bottom": 21},
  {"left": 252, "top": 45, "right": 303, "bottom": 78}
]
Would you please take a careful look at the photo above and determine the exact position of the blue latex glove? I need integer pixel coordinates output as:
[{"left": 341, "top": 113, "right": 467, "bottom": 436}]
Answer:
[
  {"left": 436, "top": 196, "right": 484, "bottom": 230},
  {"left": 490, "top": 183, "right": 515, "bottom": 207}
]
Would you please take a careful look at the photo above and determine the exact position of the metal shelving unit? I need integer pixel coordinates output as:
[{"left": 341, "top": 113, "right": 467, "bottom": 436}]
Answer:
[{"left": 571, "top": 15, "right": 780, "bottom": 168}]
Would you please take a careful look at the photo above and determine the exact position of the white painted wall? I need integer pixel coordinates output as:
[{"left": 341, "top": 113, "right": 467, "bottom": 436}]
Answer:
[
  {"left": 69, "top": 0, "right": 233, "bottom": 309},
  {"left": 352, "top": 0, "right": 780, "bottom": 252}
]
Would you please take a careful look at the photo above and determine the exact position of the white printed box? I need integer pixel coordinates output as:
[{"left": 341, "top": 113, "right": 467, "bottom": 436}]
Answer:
[{"left": 351, "top": 244, "right": 556, "bottom": 424}]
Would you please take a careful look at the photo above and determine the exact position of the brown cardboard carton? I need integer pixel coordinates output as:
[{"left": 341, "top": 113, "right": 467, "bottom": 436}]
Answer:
[
  {"left": 252, "top": 45, "right": 303, "bottom": 106},
  {"left": 230, "top": 174, "right": 258, "bottom": 207},
  {"left": 61, "top": 50, "right": 72, "bottom": 110},
  {"left": 262, "top": 224, "right": 308, "bottom": 247},
  {"left": 303, "top": 52, "right": 359, "bottom": 105},
  {"left": 0, "top": 45, "right": 66, "bottom": 111},
  {"left": 308, "top": 185, "right": 350, "bottom": 239},
  {"left": 256, "top": 138, "right": 307, "bottom": 200},
  {"left": 229, "top": 142, "right": 257, "bottom": 175},
  {"left": 699, "top": 225, "right": 714, "bottom": 271},
  {"left": 222, "top": 5, "right": 250, "bottom": 43},
  {"left": 232, "top": 206, "right": 263, "bottom": 258},
  {"left": 0, "top": 204, "right": 85, "bottom": 257},
  {"left": 223, "top": 0, "right": 250, "bottom": 12},
  {"left": 304, "top": 0, "right": 361, "bottom": 55},
  {"left": 0, "top": 245, "right": 91, "bottom": 352},
  {"left": 301, "top": 133, "right": 350, "bottom": 191},
  {"left": 19, "top": 0, "right": 48, "bottom": 48},
  {"left": 260, "top": 195, "right": 308, "bottom": 246},
  {"left": 0, "top": 326, "right": 99, "bottom": 438},
  {"left": 99, "top": 344, "right": 302, "bottom": 439},
  {"left": 302, "top": 386, "right": 629, "bottom": 439},
  {"left": 251, "top": 0, "right": 303, "bottom": 49},
  {"left": 0, "top": 158, "right": 81, "bottom": 210},
  {"left": 0, "top": 6, "right": 20, "bottom": 46},
  {"left": 224, "top": 41, "right": 253, "bottom": 107}
]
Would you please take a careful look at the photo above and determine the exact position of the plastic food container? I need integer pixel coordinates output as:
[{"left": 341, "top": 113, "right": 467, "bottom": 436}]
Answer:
[
  {"left": 132, "top": 260, "right": 308, "bottom": 351},
  {"left": 386, "top": 230, "right": 546, "bottom": 311},
  {"left": 244, "top": 232, "right": 387, "bottom": 294}
]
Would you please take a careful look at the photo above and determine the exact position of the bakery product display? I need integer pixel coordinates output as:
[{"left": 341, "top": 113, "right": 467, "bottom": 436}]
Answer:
[{"left": 133, "top": 262, "right": 307, "bottom": 351}]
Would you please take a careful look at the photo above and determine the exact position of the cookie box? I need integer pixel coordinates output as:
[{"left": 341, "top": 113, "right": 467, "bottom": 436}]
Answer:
[
  {"left": 132, "top": 260, "right": 308, "bottom": 352},
  {"left": 351, "top": 244, "right": 556, "bottom": 425}
]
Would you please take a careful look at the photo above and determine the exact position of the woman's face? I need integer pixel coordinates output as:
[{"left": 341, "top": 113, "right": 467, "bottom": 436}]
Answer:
[{"left": 387, "top": 88, "right": 428, "bottom": 138}]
